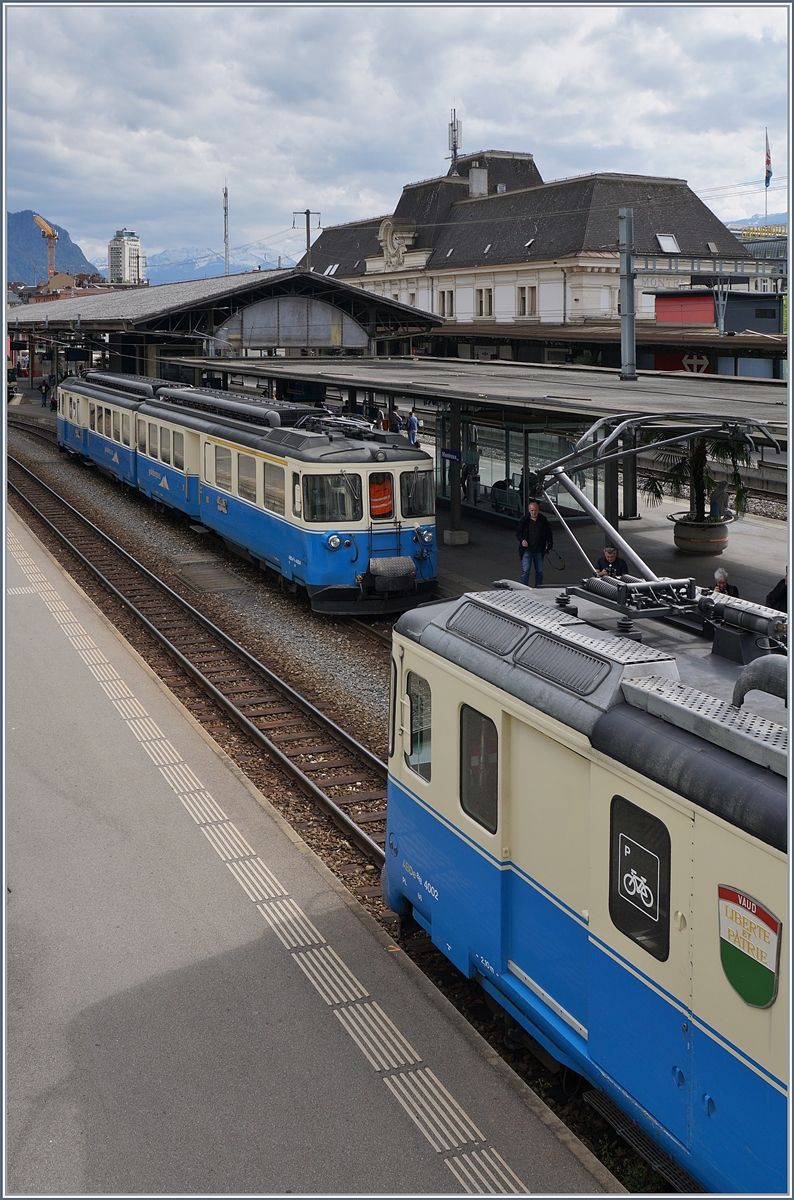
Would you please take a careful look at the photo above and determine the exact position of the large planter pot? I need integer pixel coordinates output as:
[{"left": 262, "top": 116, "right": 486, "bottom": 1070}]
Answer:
[{"left": 670, "top": 515, "right": 730, "bottom": 555}]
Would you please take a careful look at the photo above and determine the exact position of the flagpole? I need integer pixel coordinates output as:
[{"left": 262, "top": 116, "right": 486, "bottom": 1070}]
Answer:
[{"left": 765, "top": 127, "right": 768, "bottom": 220}]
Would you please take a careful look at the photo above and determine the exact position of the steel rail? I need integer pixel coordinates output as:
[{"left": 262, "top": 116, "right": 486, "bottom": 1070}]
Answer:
[{"left": 8, "top": 456, "right": 387, "bottom": 866}]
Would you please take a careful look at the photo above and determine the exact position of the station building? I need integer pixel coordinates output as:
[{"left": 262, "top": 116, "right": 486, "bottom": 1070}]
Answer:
[{"left": 304, "top": 151, "right": 787, "bottom": 378}]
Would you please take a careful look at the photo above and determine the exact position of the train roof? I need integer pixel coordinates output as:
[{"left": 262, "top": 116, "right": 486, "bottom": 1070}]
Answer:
[
  {"left": 155, "top": 386, "right": 314, "bottom": 428},
  {"left": 397, "top": 589, "right": 787, "bottom": 851},
  {"left": 137, "top": 399, "right": 433, "bottom": 464},
  {"left": 61, "top": 377, "right": 145, "bottom": 411},
  {"left": 84, "top": 371, "right": 175, "bottom": 397}
]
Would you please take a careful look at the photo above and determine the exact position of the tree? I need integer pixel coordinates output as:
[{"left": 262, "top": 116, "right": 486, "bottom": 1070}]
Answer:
[{"left": 640, "top": 434, "right": 751, "bottom": 521}]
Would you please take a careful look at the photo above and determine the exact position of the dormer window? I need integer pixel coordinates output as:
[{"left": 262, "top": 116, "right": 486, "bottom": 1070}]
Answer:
[
  {"left": 656, "top": 234, "right": 680, "bottom": 254},
  {"left": 323, "top": 263, "right": 339, "bottom": 276},
  {"left": 484, "top": 244, "right": 491, "bottom": 254},
  {"left": 446, "top": 248, "right": 454, "bottom": 258},
  {"left": 524, "top": 239, "right": 535, "bottom": 251},
  {"left": 497, "top": 184, "right": 506, "bottom": 194},
  {"left": 706, "top": 242, "right": 718, "bottom": 255}
]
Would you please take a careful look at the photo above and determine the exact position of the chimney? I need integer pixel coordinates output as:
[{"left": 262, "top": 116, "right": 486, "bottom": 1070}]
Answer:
[{"left": 469, "top": 166, "right": 488, "bottom": 197}]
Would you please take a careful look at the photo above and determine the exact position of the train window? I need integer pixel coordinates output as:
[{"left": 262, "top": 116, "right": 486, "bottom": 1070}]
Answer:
[
  {"left": 113, "top": 411, "right": 121, "bottom": 442},
  {"left": 160, "top": 427, "right": 171, "bottom": 465},
  {"left": 204, "top": 442, "right": 212, "bottom": 482},
  {"left": 609, "top": 796, "right": 671, "bottom": 962},
  {"left": 148, "top": 423, "right": 159, "bottom": 458},
  {"left": 238, "top": 453, "right": 257, "bottom": 502},
  {"left": 460, "top": 706, "right": 498, "bottom": 833},
  {"left": 103, "top": 409, "right": 110, "bottom": 437},
  {"left": 369, "top": 473, "right": 394, "bottom": 520},
  {"left": 173, "top": 431, "right": 184, "bottom": 470},
  {"left": 292, "top": 472, "right": 302, "bottom": 517},
  {"left": 137, "top": 419, "right": 146, "bottom": 454},
  {"left": 405, "top": 672, "right": 431, "bottom": 781},
  {"left": 264, "top": 462, "right": 286, "bottom": 515},
  {"left": 122, "top": 414, "right": 131, "bottom": 446},
  {"left": 303, "top": 473, "right": 363, "bottom": 522},
  {"left": 89, "top": 403, "right": 96, "bottom": 431},
  {"left": 215, "top": 444, "right": 232, "bottom": 492},
  {"left": 401, "top": 468, "right": 435, "bottom": 518}
]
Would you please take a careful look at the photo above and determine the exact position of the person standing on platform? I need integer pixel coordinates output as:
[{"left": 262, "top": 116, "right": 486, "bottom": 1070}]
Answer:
[
  {"left": 462, "top": 442, "right": 481, "bottom": 503},
  {"left": 38, "top": 381, "right": 49, "bottom": 407},
  {"left": 709, "top": 481, "right": 730, "bottom": 520},
  {"left": 389, "top": 407, "right": 403, "bottom": 434},
  {"left": 517, "top": 500, "right": 553, "bottom": 587},
  {"left": 406, "top": 410, "right": 419, "bottom": 446}
]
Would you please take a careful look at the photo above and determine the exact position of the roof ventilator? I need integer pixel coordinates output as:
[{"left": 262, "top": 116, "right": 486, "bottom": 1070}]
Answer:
[{"left": 446, "top": 601, "right": 527, "bottom": 655}]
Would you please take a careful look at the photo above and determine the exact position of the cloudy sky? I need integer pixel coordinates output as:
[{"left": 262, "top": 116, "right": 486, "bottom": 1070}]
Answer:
[{"left": 5, "top": 4, "right": 789, "bottom": 264}]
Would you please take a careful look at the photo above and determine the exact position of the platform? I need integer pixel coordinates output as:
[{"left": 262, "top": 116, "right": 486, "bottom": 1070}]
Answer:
[
  {"left": 435, "top": 494, "right": 787, "bottom": 611},
  {"left": 5, "top": 508, "right": 621, "bottom": 1195}
]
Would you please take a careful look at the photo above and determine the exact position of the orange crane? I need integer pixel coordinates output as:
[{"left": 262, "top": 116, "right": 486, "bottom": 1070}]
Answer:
[{"left": 33, "top": 214, "right": 59, "bottom": 278}]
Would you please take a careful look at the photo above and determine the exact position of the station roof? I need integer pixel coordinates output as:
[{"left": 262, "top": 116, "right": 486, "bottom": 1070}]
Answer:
[
  {"left": 172, "top": 355, "right": 788, "bottom": 432},
  {"left": 430, "top": 320, "right": 788, "bottom": 354},
  {"left": 5, "top": 268, "right": 441, "bottom": 338},
  {"left": 306, "top": 170, "right": 751, "bottom": 278}
]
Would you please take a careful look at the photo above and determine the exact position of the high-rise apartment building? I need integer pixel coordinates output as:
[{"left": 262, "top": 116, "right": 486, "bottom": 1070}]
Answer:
[{"left": 107, "top": 228, "right": 146, "bottom": 284}]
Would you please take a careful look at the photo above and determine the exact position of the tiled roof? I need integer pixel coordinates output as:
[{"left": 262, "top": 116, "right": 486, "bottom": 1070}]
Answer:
[
  {"left": 303, "top": 218, "right": 383, "bottom": 279},
  {"left": 305, "top": 171, "right": 751, "bottom": 277}
]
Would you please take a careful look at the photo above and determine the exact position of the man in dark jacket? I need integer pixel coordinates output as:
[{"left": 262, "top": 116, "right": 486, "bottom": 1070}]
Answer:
[{"left": 516, "top": 500, "right": 553, "bottom": 586}]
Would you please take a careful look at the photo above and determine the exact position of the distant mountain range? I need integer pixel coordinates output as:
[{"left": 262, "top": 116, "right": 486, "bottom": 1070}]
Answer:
[
  {"left": 727, "top": 212, "right": 787, "bottom": 227},
  {"left": 93, "top": 243, "right": 297, "bottom": 284},
  {"left": 7, "top": 210, "right": 99, "bottom": 283}
]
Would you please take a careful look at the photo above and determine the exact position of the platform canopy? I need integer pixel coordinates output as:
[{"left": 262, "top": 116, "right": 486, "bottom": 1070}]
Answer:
[
  {"left": 5, "top": 268, "right": 441, "bottom": 350},
  {"left": 171, "top": 354, "right": 788, "bottom": 433}
]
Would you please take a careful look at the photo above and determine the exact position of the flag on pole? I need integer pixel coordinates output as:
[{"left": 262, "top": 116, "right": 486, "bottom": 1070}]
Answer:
[{"left": 765, "top": 129, "right": 772, "bottom": 188}]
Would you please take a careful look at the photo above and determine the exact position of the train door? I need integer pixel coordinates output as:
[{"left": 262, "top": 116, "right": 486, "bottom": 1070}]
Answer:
[
  {"left": 587, "top": 766, "right": 693, "bottom": 1147},
  {"left": 367, "top": 471, "right": 401, "bottom": 561},
  {"left": 504, "top": 715, "right": 591, "bottom": 1045}
]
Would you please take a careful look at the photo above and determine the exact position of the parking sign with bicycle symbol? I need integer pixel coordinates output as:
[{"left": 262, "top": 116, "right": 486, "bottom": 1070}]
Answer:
[{"left": 618, "top": 833, "right": 660, "bottom": 922}]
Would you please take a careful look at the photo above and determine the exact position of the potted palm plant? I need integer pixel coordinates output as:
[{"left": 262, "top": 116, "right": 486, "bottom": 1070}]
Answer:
[{"left": 640, "top": 435, "right": 751, "bottom": 555}]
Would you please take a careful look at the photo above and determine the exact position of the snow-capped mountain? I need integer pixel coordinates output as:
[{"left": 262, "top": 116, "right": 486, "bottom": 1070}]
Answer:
[
  {"left": 726, "top": 212, "right": 787, "bottom": 227},
  {"left": 92, "top": 243, "right": 297, "bottom": 284}
]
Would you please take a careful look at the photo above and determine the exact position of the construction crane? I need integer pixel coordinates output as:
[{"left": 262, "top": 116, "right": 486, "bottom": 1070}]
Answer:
[{"left": 33, "top": 214, "right": 59, "bottom": 278}]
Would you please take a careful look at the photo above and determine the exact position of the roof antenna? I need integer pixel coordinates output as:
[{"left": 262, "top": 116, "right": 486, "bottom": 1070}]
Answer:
[
  {"left": 448, "top": 107, "right": 462, "bottom": 176},
  {"left": 223, "top": 182, "right": 229, "bottom": 276}
]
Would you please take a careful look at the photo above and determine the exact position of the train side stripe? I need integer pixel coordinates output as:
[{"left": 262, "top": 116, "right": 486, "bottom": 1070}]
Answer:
[{"left": 589, "top": 937, "right": 786, "bottom": 1095}]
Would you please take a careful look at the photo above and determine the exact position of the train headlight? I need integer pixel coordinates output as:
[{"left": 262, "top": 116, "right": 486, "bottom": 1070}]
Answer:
[
  {"left": 421, "top": 529, "right": 434, "bottom": 544},
  {"left": 327, "top": 534, "right": 341, "bottom": 549}
]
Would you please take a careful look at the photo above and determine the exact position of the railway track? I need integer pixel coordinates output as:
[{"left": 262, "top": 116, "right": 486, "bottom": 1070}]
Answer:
[
  {"left": 8, "top": 455, "right": 389, "bottom": 872},
  {"left": 7, "top": 438, "right": 673, "bottom": 1190},
  {"left": 7, "top": 418, "right": 397, "bottom": 648}
]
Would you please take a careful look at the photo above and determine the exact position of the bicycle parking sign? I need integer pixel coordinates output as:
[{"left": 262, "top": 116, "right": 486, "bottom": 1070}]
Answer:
[{"left": 618, "top": 833, "right": 660, "bottom": 923}]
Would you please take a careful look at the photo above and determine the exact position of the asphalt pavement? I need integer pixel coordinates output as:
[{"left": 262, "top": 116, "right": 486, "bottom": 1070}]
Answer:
[{"left": 6, "top": 509, "right": 618, "bottom": 1195}]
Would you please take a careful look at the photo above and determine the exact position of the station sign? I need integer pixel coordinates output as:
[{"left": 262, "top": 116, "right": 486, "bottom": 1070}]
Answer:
[{"left": 441, "top": 448, "right": 462, "bottom": 463}]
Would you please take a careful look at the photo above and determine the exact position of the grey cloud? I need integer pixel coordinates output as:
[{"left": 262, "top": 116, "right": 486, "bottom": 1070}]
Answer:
[{"left": 5, "top": 4, "right": 788, "bottom": 262}]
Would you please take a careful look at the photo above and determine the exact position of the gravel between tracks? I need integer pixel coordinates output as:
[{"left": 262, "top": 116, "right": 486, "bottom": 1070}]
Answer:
[{"left": 9, "top": 428, "right": 668, "bottom": 1192}]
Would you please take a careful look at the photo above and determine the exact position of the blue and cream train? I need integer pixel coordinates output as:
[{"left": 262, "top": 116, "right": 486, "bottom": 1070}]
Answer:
[
  {"left": 56, "top": 372, "right": 436, "bottom": 613},
  {"left": 382, "top": 588, "right": 788, "bottom": 1192}
]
